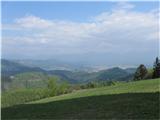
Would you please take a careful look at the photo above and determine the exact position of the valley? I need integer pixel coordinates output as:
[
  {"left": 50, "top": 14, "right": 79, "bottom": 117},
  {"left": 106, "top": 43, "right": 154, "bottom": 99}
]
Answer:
[{"left": 2, "top": 59, "right": 136, "bottom": 91}]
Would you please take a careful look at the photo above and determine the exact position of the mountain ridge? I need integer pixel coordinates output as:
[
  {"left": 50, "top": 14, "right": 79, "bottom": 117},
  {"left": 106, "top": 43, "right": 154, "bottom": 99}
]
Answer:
[{"left": 1, "top": 59, "right": 135, "bottom": 91}]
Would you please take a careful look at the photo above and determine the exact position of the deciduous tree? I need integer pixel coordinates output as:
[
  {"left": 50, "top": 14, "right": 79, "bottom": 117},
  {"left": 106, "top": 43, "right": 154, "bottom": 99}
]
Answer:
[{"left": 134, "top": 64, "right": 148, "bottom": 80}]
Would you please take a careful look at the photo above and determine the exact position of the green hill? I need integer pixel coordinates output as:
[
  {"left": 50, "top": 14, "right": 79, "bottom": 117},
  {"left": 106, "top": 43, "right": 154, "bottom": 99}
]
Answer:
[
  {"left": 47, "top": 67, "right": 134, "bottom": 83},
  {"left": 2, "top": 78, "right": 160, "bottom": 119},
  {"left": 95, "top": 67, "right": 132, "bottom": 81}
]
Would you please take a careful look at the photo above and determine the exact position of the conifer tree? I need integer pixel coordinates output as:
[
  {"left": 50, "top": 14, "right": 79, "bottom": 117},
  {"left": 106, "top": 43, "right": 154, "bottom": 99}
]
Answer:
[{"left": 153, "top": 57, "right": 160, "bottom": 78}]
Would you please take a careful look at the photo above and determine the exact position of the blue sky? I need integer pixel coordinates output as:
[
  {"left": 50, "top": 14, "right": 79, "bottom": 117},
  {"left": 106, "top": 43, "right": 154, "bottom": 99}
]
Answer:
[
  {"left": 2, "top": 2, "right": 158, "bottom": 23},
  {"left": 2, "top": 1, "right": 159, "bottom": 66}
]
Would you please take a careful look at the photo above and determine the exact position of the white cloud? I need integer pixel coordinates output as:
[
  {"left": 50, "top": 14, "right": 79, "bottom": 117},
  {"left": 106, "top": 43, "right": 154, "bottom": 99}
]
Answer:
[
  {"left": 113, "top": 2, "right": 135, "bottom": 10},
  {"left": 2, "top": 2, "right": 159, "bottom": 62},
  {"left": 15, "top": 15, "right": 53, "bottom": 28}
]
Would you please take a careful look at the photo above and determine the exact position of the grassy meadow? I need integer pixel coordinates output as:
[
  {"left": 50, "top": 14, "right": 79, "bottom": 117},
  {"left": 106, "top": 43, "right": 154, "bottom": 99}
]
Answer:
[{"left": 2, "top": 78, "right": 160, "bottom": 119}]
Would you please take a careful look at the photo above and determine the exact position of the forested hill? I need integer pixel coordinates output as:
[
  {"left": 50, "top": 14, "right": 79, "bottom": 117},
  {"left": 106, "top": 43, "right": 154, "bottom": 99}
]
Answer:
[{"left": 1, "top": 59, "right": 135, "bottom": 83}]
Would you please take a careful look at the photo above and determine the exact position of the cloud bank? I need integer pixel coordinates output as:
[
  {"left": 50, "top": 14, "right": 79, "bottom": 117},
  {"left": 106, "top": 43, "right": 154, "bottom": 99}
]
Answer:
[{"left": 2, "top": 2, "right": 159, "bottom": 65}]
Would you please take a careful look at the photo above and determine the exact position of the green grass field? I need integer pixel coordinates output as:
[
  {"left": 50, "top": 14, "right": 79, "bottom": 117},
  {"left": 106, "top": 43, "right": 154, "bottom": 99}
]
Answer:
[
  {"left": 1, "top": 88, "right": 50, "bottom": 108},
  {"left": 2, "top": 78, "right": 160, "bottom": 119}
]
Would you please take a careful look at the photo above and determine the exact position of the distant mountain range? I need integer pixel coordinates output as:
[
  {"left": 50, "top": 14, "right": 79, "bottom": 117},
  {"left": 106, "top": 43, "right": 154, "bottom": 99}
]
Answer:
[
  {"left": 1, "top": 59, "right": 136, "bottom": 91},
  {"left": 12, "top": 59, "right": 136, "bottom": 72},
  {"left": 13, "top": 59, "right": 75, "bottom": 71},
  {"left": 1, "top": 59, "right": 45, "bottom": 76}
]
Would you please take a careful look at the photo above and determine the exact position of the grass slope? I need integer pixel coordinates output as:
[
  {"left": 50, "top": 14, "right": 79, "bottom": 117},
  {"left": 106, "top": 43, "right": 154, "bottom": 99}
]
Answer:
[{"left": 2, "top": 78, "right": 160, "bottom": 119}]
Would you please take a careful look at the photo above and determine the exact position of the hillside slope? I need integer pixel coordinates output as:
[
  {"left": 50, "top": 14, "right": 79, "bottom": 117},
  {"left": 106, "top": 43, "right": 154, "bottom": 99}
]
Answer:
[
  {"left": 1, "top": 59, "right": 45, "bottom": 76},
  {"left": 2, "top": 78, "right": 160, "bottom": 119}
]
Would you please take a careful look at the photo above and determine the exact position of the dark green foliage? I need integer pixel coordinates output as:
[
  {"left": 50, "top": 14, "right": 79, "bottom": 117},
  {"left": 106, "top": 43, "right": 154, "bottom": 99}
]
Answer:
[
  {"left": 134, "top": 64, "right": 148, "bottom": 80},
  {"left": 86, "top": 82, "right": 96, "bottom": 88},
  {"left": 153, "top": 57, "right": 160, "bottom": 78},
  {"left": 79, "top": 81, "right": 115, "bottom": 89}
]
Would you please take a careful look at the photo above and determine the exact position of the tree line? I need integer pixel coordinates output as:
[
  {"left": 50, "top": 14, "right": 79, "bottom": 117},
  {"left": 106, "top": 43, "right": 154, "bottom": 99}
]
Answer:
[{"left": 134, "top": 57, "right": 160, "bottom": 80}]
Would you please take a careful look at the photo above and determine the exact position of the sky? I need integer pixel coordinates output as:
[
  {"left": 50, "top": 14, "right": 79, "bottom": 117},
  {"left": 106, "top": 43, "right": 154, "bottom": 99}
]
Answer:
[{"left": 1, "top": 1, "right": 159, "bottom": 66}]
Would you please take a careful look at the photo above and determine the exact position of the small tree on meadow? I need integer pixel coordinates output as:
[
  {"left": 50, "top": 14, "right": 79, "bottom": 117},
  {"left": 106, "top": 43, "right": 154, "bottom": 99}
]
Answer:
[
  {"left": 47, "top": 76, "right": 59, "bottom": 96},
  {"left": 134, "top": 64, "right": 148, "bottom": 80}
]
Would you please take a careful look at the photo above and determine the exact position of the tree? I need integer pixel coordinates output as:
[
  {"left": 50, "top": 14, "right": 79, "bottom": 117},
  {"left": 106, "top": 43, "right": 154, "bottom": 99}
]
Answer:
[
  {"left": 153, "top": 57, "right": 160, "bottom": 78},
  {"left": 134, "top": 64, "right": 148, "bottom": 80},
  {"left": 47, "top": 76, "right": 59, "bottom": 96}
]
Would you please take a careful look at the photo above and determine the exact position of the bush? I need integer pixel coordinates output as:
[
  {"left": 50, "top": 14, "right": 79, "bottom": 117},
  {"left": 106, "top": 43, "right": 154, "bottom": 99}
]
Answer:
[
  {"left": 86, "top": 82, "right": 96, "bottom": 88},
  {"left": 57, "top": 81, "right": 70, "bottom": 95}
]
